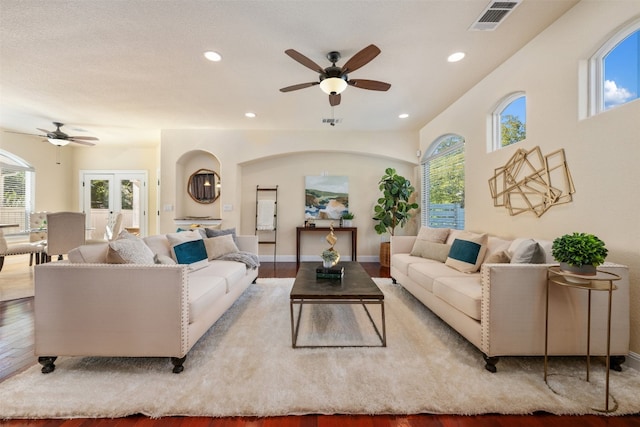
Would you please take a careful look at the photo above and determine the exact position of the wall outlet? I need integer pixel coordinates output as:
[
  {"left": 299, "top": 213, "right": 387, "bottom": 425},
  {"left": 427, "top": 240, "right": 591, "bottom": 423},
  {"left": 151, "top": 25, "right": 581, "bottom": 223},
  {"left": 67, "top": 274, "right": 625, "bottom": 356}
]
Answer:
[
  {"left": 223, "top": 204, "right": 233, "bottom": 212},
  {"left": 163, "top": 204, "right": 174, "bottom": 212}
]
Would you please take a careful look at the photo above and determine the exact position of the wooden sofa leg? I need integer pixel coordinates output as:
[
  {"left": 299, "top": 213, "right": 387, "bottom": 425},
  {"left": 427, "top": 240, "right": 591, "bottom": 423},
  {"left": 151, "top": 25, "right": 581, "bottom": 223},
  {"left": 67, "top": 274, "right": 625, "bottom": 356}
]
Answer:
[
  {"left": 0, "top": 256, "right": 4, "bottom": 272},
  {"left": 392, "top": 277, "right": 397, "bottom": 284},
  {"left": 171, "top": 356, "right": 186, "bottom": 373},
  {"left": 610, "top": 355, "right": 625, "bottom": 372},
  {"left": 483, "top": 355, "right": 499, "bottom": 373},
  {"left": 38, "top": 356, "right": 57, "bottom": 374}
]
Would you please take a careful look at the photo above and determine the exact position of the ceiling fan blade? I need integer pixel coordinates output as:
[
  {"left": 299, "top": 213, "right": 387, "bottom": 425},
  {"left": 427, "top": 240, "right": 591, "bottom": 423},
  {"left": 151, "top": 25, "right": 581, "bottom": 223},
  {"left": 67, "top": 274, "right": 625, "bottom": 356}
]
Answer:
[
  {"left": 341, "top": 44, "right": 381, "bottom": 74},
  {"left": 4, "top": 130, "right": 46, "bottom": 137},
  {"left": 348, "top": 79, "right": 391, "bottom": 91},
  {"left": 36, "top": 128, "right": 53, "bottom": 134},
  {"left": 285, "top": 49, "right": 325, "bottom": 74},
  {"left": 67, "top": 136, "right": 99, "bottom": 141},
  {"left": 329, "top": 93, "right": 341, "bottom": 106},
  {"left": 279, "top": 82, "right": 319, "bottom": 92},
  {"left": 68, "top": 139, "right": 96, "bottom": 146}
]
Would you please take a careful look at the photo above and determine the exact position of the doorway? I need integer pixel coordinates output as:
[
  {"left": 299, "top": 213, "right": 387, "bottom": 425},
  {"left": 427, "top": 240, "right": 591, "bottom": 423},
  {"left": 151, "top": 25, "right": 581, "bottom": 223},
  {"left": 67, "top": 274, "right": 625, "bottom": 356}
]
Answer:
[{"left": 80, "top": 171, "right": 148, "bottom": 237}]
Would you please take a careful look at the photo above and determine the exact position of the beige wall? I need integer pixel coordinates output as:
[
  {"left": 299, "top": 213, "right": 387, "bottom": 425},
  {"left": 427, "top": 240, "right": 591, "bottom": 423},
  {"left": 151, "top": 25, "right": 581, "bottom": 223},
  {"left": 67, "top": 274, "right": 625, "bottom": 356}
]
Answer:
[
  {"left": 418, "top": 2, "right": 640, "bottom": 354},
  {"left": 0, "top": 132, "right": 159, "bottom": 233},
  {"left": 160, "top": 129, "right": 419, "bottom": 259}
]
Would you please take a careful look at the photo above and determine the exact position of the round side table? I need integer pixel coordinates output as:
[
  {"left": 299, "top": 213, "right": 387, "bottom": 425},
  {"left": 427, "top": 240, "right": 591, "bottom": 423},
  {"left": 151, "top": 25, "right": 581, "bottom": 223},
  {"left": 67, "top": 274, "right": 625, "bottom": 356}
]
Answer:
[{"left": 545, "top": 266, "right": 620, "bottom": 412}]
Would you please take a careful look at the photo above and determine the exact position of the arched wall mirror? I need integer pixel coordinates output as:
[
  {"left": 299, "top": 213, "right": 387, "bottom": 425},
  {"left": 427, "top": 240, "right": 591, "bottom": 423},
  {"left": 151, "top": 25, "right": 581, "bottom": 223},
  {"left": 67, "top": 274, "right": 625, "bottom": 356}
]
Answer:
[{"left": 187, "top": 168, "right": 220, "bottom": 204}]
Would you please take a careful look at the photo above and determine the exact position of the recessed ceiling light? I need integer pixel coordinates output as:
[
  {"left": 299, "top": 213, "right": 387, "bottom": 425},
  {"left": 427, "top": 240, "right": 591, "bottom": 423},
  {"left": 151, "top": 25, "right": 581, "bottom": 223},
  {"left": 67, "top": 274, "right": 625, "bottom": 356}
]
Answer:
[
  {"left": 447, "top": 52, "right": 465, "bottom": 63},
  {"left": 245, "top": 112, "right": 256, "bottom": 118},
  {"left": 204, "top": 51, "right": 222, "bottom": 62},
  {"left": 398, "top": 113, "right": 409, "bottom": 119}
]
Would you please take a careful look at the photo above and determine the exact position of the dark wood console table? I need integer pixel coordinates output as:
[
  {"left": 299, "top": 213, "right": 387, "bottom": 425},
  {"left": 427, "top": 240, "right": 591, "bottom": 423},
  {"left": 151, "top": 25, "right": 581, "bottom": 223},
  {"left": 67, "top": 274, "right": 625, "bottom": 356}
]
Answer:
[{"left": 296, "top": 226, "right": 357, "bottom": 268}]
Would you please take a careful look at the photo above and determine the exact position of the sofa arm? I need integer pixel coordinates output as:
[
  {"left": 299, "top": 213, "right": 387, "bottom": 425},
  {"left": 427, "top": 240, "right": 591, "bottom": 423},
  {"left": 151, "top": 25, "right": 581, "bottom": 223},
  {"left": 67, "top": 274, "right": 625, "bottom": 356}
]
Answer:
[
  {"left": 390, "top": 236, "right": 416, "bottom": 255},
  {"left": 34, "top": 263, "right": 190, "bottom": 359},
  {"left": 480, "top": 262, "right": 629, "bottom": 357},
  {"left": 236, "top": 235, "right": 258, "bottom": 254}
]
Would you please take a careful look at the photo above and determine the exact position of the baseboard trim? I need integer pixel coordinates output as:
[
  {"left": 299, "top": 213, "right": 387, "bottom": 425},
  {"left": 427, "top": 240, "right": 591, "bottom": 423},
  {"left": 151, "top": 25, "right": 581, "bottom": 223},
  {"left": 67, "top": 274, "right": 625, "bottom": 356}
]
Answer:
[{"left": 626, "top": 351, "right": 640, "bottom": 371}]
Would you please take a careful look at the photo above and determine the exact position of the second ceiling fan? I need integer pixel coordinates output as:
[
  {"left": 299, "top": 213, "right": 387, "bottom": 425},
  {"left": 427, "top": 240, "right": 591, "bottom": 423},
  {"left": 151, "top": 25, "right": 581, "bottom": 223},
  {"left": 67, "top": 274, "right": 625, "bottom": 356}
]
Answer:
[{"left": 279, "top": 44, "right": 391, "bottom": 106}]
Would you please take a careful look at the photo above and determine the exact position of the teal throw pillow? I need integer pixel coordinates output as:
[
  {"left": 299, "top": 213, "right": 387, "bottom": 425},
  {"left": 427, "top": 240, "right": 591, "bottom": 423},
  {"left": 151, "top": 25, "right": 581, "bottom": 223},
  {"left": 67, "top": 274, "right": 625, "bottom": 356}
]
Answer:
[{"left": 173, "top": 239, "right": 208, "bottom": 264}]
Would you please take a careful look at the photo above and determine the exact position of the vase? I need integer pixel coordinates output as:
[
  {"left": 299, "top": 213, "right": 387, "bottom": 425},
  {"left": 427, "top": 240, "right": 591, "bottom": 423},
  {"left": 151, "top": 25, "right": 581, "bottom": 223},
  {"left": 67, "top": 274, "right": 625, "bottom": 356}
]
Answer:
[
  {"left": 323, "top": 259, "right": 334, "bottom": 268},
  {"left": 559, "top": 262, "right": 596, "bottom": 284}
]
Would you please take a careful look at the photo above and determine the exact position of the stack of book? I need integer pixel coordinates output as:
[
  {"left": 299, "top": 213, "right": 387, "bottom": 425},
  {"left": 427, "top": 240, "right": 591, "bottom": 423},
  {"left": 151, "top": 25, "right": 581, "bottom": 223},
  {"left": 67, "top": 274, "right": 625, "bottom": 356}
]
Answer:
[{"left": 316, "top": 266, "right": 344, "bottom": 279}]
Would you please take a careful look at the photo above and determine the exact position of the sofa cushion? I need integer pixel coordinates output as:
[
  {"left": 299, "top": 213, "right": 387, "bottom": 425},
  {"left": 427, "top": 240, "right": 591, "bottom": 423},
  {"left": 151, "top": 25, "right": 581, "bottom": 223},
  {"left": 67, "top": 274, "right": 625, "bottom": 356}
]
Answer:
[
  {"left": 68, "top": 243, "right": 109, "bottom": 263},
  {"left": 432, "top": 276, "right": 482, "bottom": 321},
  {"left": 416, "top": 226, "right": 450, "bottom": 243},
  {"left": 510, "top": 239, "right": 546, "bottom": 264},
  {"left": 190, "top": 260, "right": 246, "bottom": 293},
  {"left": 484, "top": 250, "right": 511, "bottom": 264},
  {"left": 188, "top": 275, "right": 227, "bottom": 324},
  {"left": 391, "top": 253, "right": 438, "bottom": 276},
  {"left": 154, "top": 254, "right": 176, "bottom": 265},
  {"left": 410, "top": 240, "right": 451, "bottom": 262},
  {"left": 408, "top": 262, "right": 471, "bottom": 293},
  {"left": 143, "top": 234, "right": 172, "bottom": 258},
  {"left": 445, "top": 232, "right": 488, "bottom": 273},
  {"left": 204, "top": 234, "right": 239, "bottom": 260},
  {"left": 107, "top": 238, "right": 155, "bottom": 264}
]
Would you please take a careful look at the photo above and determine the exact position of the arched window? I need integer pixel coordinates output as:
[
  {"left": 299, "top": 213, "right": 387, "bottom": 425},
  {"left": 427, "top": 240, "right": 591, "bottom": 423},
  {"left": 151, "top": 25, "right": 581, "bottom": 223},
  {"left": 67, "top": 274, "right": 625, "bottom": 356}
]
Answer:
[
  {"left": 0, "top": 150, "right": 35, "bottom": 233},
  {"left": 590, "top": 18, "right": 639, "bottom": 114},
  {"left": 492, "top": 92, "right": 526, "bottom": 150},
  {"left": 421, "top": 134, "right": 465, "bottom": 230}
]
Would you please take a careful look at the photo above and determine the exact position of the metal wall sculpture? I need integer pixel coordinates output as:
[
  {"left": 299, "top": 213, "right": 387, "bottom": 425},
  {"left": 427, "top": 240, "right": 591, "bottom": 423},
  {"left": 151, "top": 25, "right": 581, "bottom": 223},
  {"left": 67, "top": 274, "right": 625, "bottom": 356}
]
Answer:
[{"left": 488, "top": 147, "right": 575, "bottom": 217}]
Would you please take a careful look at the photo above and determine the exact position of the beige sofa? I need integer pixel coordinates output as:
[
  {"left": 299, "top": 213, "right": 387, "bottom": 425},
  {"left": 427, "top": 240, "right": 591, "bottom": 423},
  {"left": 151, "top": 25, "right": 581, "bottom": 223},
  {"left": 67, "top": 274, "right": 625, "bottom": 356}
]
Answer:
[
  {"left": 390, "top": 228, "right": 630, "bottom": 372},
  {"left": 34, "top": 231, "right": 259, "bottom": 374}
]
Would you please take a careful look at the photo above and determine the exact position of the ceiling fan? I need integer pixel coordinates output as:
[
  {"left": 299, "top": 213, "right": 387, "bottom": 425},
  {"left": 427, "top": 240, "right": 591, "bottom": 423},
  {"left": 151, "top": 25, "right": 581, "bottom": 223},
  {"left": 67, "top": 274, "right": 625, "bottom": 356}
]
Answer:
[
  {"left": 279, "top": 44, "right": 391, "bottom": 106},
  {"left": 8, "top": 122, "right": 98, "bottom": 146}
]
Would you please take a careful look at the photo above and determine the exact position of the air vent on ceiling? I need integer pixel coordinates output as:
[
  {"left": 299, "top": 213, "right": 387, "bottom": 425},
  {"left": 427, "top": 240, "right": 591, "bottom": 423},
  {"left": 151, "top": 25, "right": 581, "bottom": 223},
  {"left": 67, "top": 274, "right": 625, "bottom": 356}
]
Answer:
[
  {"left": 322, "top": 118, "right": 342, "bottom": 126},
  {"left": 469, "top": 0, "right": 522, "bottom": 31}
]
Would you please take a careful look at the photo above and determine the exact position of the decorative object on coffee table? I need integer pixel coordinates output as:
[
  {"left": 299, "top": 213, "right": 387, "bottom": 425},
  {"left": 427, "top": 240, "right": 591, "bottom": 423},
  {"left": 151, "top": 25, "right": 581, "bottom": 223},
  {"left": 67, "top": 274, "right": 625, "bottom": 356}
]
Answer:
[{"left": 320, "top": 223, "right": 340, "bottom": 268}]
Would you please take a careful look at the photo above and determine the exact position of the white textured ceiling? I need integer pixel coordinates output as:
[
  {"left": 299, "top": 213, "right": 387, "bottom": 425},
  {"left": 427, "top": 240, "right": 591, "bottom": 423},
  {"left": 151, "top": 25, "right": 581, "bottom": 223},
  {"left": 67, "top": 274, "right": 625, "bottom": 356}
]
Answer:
[{"left": 0, "top": 0, "right": 579, "bottom": 146}]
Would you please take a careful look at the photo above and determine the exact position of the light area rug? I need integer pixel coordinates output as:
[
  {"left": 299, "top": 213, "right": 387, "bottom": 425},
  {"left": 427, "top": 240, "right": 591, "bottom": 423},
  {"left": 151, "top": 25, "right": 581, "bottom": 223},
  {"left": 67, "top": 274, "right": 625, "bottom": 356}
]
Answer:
[{"left": 1, "top": 278, "right": 640, "bottom": 419}]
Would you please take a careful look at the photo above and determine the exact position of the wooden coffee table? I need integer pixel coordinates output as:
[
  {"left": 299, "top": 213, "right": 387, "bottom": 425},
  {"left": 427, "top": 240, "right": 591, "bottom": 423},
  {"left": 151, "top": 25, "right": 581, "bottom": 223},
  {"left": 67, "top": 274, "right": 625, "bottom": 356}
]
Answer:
[{"left": 289, "top": 262, "right": 386, "bottom": 348}]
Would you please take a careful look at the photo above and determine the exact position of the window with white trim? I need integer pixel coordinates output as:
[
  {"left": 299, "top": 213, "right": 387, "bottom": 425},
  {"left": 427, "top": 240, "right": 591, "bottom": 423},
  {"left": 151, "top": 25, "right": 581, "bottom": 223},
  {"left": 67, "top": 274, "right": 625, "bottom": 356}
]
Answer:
[
  {"left": 492, "top": 92, "right": 526, "bottom": 150},
  {"left": 589, "top": 18, "right": 639, "bottom": 115},
  {"left": 421, "top": 134, "right": 465, "bottom": 230},
  {"left": 0, "top": 150, "right": 35, "bottom": 233}
]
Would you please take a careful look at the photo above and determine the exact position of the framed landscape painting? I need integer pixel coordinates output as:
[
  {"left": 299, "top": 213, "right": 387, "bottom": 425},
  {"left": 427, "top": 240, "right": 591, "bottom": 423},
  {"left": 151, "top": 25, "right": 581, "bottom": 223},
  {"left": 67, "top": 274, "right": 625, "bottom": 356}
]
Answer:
[{"left": 305, "top": 176, "right": 349, "bottom": 220}]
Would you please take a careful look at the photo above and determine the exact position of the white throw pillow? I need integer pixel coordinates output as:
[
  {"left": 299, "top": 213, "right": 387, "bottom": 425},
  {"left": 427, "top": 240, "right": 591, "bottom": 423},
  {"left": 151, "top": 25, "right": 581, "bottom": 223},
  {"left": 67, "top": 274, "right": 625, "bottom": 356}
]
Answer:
[{"left": 204, "top": 234, "right": 240, "bottom": 260}]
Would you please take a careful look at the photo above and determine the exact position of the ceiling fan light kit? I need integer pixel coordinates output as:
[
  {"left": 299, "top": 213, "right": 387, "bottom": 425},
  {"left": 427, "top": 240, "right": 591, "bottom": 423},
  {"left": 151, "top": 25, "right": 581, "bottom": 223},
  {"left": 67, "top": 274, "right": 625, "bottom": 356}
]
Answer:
[
  {"left": 280, "top": 44, "right": 391, "bottom": 106},
  {"left": 320, "top": 77, "right": 348, "bottom": 95}
]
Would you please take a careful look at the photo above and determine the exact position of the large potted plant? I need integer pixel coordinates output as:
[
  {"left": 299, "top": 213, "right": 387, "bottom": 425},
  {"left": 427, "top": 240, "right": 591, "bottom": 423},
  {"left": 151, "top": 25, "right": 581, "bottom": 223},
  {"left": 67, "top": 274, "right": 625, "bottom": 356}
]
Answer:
[
  {"left": 373, "top": 168, "right": 419, "bottom": 267},
  {"left": 551, "top": 232, "right": 608, "bottom": 277}
]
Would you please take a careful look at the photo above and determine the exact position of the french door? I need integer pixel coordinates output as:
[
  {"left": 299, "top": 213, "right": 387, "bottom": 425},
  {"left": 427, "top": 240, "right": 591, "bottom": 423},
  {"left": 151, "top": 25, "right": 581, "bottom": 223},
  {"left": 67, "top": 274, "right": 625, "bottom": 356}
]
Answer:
[{"left": 80, "top": 171, "right": 148, "bottom": 237}]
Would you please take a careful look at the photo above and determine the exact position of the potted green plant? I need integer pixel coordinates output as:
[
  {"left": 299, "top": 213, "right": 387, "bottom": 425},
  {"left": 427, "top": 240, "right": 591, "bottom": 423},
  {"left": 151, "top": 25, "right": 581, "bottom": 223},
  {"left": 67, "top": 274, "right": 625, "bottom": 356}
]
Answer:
[
  {"left": 341, "top": 211, "right": 355, "bottom": 227},
  {"left": 321, "top": 248, "right": 340, "bottom": 268},
  {"left": 551, "top": 232, "right": 608, "bottom": 276},
  {"left": 372, "top": 168, "right": 419, "bottom": 266}
]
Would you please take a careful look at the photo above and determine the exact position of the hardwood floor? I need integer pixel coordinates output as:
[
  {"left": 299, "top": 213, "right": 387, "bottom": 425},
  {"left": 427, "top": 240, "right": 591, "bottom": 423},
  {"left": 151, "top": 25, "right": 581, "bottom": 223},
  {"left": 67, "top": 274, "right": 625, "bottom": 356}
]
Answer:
[{"left": 1, "top": 258, "right": 638, "bottom": 426}]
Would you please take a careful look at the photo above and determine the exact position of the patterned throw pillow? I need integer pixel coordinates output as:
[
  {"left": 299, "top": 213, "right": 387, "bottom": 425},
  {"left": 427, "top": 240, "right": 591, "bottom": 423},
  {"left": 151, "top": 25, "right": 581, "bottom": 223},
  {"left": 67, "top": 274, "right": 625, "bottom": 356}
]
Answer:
[
  {"left": 107, "top": 238, "right": 155, "bottom": 264},
  {"left": 445, "top": 232, "right": 488, "bottom": 273}
]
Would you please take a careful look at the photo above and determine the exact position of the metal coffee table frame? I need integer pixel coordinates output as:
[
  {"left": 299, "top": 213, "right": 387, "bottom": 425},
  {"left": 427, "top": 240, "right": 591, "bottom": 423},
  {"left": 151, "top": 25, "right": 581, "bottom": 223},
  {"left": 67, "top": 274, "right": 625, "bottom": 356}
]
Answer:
[{"left": 289, "top": 262, "right": 386, "bottom": 348}]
